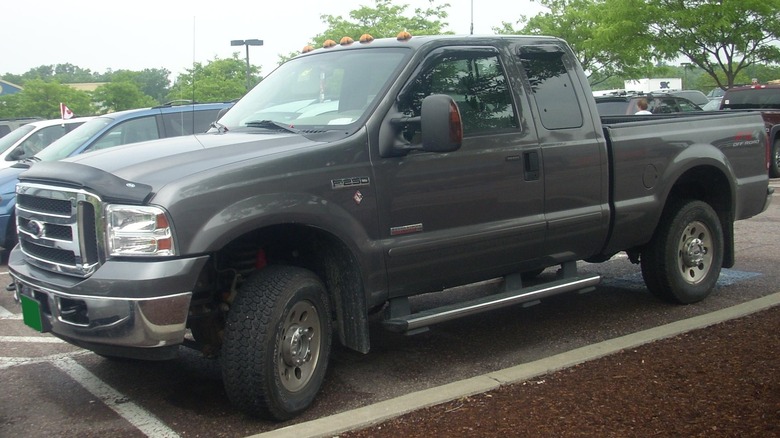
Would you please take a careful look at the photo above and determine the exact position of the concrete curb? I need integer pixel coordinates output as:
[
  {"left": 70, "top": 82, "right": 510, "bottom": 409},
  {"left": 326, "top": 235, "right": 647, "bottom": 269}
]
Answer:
[{"left": 252, "top": 292, "right": 780, "bottom": 438}]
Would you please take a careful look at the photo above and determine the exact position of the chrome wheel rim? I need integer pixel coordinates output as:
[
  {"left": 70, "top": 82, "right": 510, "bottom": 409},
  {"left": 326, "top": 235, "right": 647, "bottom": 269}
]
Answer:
[
  {"left": 677, "top": 220, "right": 713, "bottom": 285},
  {"left": 278, "top": 300, "right": 321, "bottom": 392}
]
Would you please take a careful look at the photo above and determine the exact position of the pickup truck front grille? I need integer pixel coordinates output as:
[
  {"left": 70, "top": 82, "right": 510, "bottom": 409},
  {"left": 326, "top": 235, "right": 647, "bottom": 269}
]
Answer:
[{"left": 15, "top": 183, "right": 103, "bottom": 278}]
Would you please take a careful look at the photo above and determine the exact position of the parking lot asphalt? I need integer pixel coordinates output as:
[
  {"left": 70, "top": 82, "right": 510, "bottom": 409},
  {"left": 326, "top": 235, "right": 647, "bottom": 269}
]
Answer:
[{"left": 253, "top": 292, "right": 780, "bottom": 438}]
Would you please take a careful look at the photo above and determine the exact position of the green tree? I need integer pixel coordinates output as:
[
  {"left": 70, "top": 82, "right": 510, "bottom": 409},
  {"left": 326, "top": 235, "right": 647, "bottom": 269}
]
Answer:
[
  {"left": 167, "top": 55, "right": 249, "bottom": 103},
  {"left": 91, "top": 81, "right": 158, "bottom": 113},
  {"left": 0, "top": 79, "right": 92, "bottom": 118},
  {"left": 646, "top": 0, "right": 780, "bottom": 89},
  {"left": 6, "top": 63, "right": 100, "bottom": 85},
  {"left": 312, "top": 0, "right": 451, "bottom": 49},
  {"left": 498, "top": 0, "right": 652, "bottom": 86},
  {"left": 108, "top": 69, "right": 171, "bottom": 103},
  {"left": 2, "top": 63, "right": 102, "bottom": 96}
]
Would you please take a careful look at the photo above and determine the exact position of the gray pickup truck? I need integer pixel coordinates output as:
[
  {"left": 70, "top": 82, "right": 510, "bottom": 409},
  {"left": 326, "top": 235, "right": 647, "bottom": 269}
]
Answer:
[{"left": 9, "top": 34, "right": 773, "bottom": 420}]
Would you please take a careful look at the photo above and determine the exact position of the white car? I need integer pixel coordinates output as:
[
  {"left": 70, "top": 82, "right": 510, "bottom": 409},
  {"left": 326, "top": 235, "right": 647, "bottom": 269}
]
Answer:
[{"left": 0, "top": 117, "right": 92, "bottom": 168}]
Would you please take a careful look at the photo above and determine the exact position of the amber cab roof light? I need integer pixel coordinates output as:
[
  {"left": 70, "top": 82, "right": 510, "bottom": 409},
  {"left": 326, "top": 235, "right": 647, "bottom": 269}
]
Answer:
[{"left": 301, "top": 31, "right": 412, "bottom": 54}]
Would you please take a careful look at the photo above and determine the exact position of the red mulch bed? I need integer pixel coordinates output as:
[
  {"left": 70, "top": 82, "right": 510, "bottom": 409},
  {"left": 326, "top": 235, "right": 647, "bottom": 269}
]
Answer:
[{"left": 342, "top": 306, "right": 780, "bottom": 437}]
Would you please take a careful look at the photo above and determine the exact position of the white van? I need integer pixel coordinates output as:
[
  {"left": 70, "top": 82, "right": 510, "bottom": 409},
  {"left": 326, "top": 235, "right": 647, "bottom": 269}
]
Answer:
[{"left": 0, "top": 117, "right": 92, "bottom": 168}]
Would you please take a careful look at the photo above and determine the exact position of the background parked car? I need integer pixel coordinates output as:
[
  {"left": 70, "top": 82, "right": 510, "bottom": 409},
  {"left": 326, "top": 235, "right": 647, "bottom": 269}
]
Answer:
[
  {"left": 702, "top": 97, "right": 722, "bottom": 111},
  {"left": 656, "top": 89, "right": 709, "bottom": 107},
  {"left": 0, "top": 118, "right": 91, "bottom": 168},
  {"left": 0, "top": 117, "right": 43, "bottom": 138},
  {"left": 0, "top": 101, "right": 233, "bottom": 253},
  {"left": 720, "top": 84, "right": 780, "bottom": 177},
  {"left": 594, "top": 92, "right": 703, "bottom": 115},
  {"left": 707, "top": 87, "right": 726, "bottom": 99}
]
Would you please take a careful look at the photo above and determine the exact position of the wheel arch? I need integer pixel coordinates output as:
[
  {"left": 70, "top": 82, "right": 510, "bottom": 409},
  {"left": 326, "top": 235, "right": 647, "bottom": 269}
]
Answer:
[
  {"left": 216, "top": 222, "right": 371, "bottom": 354},
  {"left": 655, "top": 164, "right": 735, "bottom": 267},
  {"left": 607, "top": 150, "right": 736, "bottom": 262}
]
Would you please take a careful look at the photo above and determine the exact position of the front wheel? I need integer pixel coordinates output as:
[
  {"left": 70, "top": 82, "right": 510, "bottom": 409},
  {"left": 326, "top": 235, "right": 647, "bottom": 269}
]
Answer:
[
  {"left": 641, "top": 199, "right": 724, "bottom": 304},
  {"left": 221, "top": 265, "right": 332, "bottom": 420}
]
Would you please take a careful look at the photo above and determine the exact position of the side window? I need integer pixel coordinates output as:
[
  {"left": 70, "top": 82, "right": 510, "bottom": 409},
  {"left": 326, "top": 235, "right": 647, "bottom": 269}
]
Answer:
[
  {"left": 193, "top": 109, "right": 222, "bottom": 134},
  {"left": 398, "top": 48, "right": 518, "bottom": 136},
  {"left": 521, "top": 50, "right": 583, "bottom": 130},
  {"left": 162, "top": 111, "right": 195, "bottom": 137},
  {"left": 677, "top": 99, "right": 699, "bottom": 112},
  {"left": 162, "top": 111, "right": 193, "bottom": 137},
  {"left": 651, "top": 98, "right": 675, "bottom": 114},
  {"left": 87, "top": 116, "right": 160, "bottom": 152},
  {"left": 15, "top": 124, "right": 79, "bottom": 159},
  {"left": 162, "top": 109, "right": 221, "bottom": 137}
]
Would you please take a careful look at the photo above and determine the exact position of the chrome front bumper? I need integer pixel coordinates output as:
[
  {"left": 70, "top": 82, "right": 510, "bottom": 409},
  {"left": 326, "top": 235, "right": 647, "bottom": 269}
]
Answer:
[
  {"left": 9, "top": 247, "right": 208, "bottom": 359},
  {"left": 12, "top": 276, "right": 191, "bottom": 348}
]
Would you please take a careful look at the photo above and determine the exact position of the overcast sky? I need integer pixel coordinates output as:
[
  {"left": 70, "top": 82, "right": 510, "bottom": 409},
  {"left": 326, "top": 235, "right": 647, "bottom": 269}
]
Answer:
[{"left": 3, "top": 0, "right": 545, "bottom": 79}]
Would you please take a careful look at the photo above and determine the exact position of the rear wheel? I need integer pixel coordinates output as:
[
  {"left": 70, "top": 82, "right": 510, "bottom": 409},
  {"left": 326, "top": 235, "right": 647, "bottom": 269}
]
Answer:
[
  {"left": 770, "top": 139, "right": 780, "bottom": 178},
  {"left": 641, "top": 199, "right": 723, "bottom": 304},
  {"left": 221, "top": 265, "right": 332, "bottom": 420}
]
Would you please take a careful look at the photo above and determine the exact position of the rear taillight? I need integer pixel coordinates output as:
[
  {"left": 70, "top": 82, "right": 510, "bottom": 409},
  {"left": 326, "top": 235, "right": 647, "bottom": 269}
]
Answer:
[{"left": 766, "top": 129, "right": 772, "bottom": 173}]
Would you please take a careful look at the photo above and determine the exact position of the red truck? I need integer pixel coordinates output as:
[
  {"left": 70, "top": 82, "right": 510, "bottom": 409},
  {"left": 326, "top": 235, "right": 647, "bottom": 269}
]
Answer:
[{"left": 720, "top": 84, "right": 780, "bottom": 177}]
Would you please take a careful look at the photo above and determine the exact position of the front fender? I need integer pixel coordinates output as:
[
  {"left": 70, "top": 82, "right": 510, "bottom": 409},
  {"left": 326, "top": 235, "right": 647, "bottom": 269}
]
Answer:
[{"left": 187, "top": 191, "right": 374, "bottom": 256}]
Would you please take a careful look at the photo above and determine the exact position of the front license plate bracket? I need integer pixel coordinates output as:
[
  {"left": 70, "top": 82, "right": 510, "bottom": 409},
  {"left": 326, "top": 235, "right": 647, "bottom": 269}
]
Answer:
[{"left": 21, "top": 294, "right": 44, "bottom": 332}]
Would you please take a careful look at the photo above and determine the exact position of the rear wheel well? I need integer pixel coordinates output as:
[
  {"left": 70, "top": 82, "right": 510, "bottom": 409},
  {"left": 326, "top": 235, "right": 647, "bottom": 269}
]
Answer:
[{"left": 661, "top": 165, "right": 734, "bottom": 266}]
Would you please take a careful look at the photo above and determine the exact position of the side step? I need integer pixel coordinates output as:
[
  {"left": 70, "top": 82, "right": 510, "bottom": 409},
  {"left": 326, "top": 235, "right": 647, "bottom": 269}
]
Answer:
[{"left": 382, "top": 274, "right": 601, "bottom": 334}]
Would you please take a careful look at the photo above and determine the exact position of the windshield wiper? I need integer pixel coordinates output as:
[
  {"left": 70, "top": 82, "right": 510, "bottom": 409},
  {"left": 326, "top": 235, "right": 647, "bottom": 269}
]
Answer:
[{"left": 245, "top": 120, "right": 299, "bottom": 133}]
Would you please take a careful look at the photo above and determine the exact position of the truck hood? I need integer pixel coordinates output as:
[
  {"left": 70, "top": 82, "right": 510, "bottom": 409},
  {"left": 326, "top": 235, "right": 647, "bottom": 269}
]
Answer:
[{"left": 18, "top": 131, "right": 327, "bottom": 204}]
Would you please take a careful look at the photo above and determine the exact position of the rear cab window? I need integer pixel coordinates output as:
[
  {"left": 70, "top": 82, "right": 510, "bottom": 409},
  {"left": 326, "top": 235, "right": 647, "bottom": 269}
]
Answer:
[
  {"left": 519, "top": 45, "right": 584, "bottom": 129},
  {"left": 722, "top": 87, "right": 780, "bottom": 110}
]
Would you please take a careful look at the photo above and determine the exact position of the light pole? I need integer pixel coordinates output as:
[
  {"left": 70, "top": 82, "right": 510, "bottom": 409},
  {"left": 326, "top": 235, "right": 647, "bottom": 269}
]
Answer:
[
  {"left": 231, "top": 38, "right": 263, "bottom": 91},
  {"left": 681, "top": 62, "right": 691, "bottom": 89}
]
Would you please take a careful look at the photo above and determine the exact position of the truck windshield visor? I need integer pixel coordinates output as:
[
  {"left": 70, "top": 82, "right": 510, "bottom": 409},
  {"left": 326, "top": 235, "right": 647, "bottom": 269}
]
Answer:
[{"left": 219, "top": 48, "right": 410, "bottom": 130}]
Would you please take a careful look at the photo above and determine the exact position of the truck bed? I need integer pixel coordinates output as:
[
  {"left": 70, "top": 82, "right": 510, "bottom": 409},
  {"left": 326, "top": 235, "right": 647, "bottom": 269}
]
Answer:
[{"left": 600, "top": 111, "right": 769, "bottom": 256}]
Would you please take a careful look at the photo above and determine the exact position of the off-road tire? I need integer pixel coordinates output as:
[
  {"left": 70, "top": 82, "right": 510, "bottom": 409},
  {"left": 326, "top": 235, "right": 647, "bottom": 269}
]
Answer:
[
  {"left": 221, "top": 265, "right": 332, "bottom": 420},
  {"left": 641, "top": 199, "right": 724, "bottom": 304}
]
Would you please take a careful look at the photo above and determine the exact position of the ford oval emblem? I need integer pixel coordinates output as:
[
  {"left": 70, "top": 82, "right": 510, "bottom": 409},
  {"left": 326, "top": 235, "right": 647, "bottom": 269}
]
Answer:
[{"left": 26, "top": 220, "right": 44, "bottom": 239}]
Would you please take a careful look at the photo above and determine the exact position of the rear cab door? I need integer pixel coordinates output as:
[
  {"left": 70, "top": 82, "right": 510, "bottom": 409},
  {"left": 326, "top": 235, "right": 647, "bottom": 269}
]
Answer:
[{"left": 514, "top": 42, "right": 610, "bottom": 260}]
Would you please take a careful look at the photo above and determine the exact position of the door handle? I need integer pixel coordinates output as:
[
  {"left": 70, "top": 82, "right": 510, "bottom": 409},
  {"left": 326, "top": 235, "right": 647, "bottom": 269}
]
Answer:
[{"left": 524, "top": 151, "right": 540, "bottom": 181}]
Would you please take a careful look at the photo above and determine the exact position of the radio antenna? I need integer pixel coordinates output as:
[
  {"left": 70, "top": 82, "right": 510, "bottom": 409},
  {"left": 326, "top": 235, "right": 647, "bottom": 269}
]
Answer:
[
  {"left": 470, "top": 0, "right": 474, "bottom": 35},
  {"left": 192, "top": 16, "right": 196, "bottom": 132}
]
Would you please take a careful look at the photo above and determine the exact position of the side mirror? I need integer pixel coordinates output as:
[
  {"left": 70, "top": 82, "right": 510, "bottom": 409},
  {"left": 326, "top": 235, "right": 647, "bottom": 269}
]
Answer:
[
  {"left": 385, "top": 94, "right": 463, "bottom": 157},
  {"left": 8, "top": 147, "right": 24, "bottom": 161},
  {"left": 421, "top": 94, "right": 463, "bottom": 153},
  {"left": 216, "top": 106, "right": 230, "bottom": 120}
]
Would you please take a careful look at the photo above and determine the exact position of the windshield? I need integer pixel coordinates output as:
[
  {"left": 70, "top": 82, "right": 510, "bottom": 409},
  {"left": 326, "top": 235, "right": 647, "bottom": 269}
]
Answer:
[
  {"left": 702, "top": 98, "right": 722, "bottom": 111},
  {"left": 217, "top": 48, "right": 410, "bottom": 131},
  {"left": 35, "top": 117, "right": 112, "bottom": 161},
  {"left": 0, "top": 125, "right": 34, "bottom": 153}
]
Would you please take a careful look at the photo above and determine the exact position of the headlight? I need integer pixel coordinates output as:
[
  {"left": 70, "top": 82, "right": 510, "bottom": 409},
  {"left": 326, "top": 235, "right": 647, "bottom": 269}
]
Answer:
[{"left": 105, "top": 205, "right": 176, "bottom": 256}]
